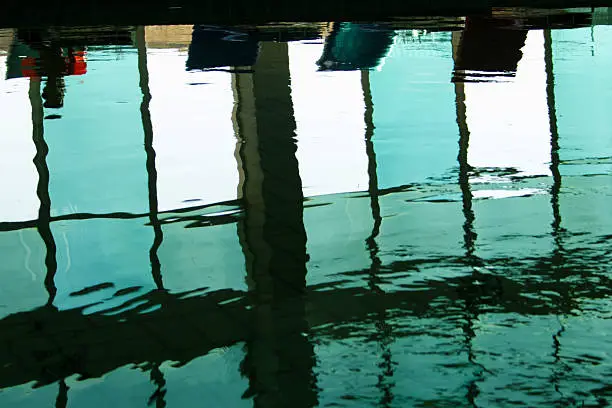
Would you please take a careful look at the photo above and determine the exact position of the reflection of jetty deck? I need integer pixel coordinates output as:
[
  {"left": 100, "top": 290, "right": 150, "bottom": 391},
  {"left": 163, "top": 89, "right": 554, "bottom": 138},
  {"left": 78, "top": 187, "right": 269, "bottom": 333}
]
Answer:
[{"left": 1, "top": 0, "right": 611, "bottom": 27}]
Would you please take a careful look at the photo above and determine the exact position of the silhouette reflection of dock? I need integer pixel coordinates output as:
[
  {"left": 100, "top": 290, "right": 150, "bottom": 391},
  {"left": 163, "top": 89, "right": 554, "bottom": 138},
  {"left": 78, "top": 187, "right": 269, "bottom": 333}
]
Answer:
[
  {"left": 0, "top": 11, "right": 611, "bottom": 407},
  {"left": 0, "top": 265, "right": 606, "bottom": 390}
]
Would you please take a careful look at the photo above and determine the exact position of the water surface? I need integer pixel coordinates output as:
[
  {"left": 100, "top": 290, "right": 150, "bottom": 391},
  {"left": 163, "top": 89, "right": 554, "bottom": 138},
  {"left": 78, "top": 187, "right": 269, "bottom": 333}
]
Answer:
[{"left": 0, "top": 14, "right": 611, "bottom": 407}]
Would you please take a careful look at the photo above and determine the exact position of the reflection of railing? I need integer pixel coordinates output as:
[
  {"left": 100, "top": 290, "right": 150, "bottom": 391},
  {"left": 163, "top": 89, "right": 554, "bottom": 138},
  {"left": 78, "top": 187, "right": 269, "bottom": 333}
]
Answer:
[{"left": 0, "top": 255, "right": 606, "bottom": 389}]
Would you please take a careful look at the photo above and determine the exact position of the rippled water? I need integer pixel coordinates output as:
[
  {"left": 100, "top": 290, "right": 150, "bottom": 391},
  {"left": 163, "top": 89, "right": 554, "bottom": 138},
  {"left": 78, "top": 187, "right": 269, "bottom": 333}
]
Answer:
[{"left": 0, "top": 15, "right": 611, "bottom": 407}]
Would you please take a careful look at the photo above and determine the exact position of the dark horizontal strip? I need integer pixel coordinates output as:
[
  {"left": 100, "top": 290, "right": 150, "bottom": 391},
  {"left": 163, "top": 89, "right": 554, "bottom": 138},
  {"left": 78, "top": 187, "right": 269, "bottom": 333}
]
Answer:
[
  {"left": 0, "top": 198, "right": 242, "bottom": 232},
  {"left": 2, "top": 0, "right": 610, "bottom": 29}
]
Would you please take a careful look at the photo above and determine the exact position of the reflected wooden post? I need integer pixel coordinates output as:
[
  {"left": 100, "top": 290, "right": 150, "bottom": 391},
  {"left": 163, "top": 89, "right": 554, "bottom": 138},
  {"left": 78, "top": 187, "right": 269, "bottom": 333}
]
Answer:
[
  {"left": 29, "top": 77, "right": 58, "bottom": 306},
  {"left": 544, "top": 29, "right": 570, "bottom": 394},
  {"left": 452, "top": 31, "right": 477, "bottom": 261},
  {"left": 544, "top": 30, "right": 562, "bottom": 248},
  {"left": 233, "top": 42, "right": 317, "bottom": 408},
  {"left": 136, "top": 26, "right": 165, "bottom": 291},
  {"left": 137, "top": 26, "right": 168, "bottom": 408},
  {"left": 452, "top": 30, "right": 484, "bottom": 407}
]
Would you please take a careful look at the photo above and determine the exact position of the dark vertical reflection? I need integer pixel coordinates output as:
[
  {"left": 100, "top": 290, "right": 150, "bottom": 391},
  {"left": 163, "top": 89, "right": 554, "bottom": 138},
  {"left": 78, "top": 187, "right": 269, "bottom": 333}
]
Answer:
[
  {"left": 138, "top": 29, "right": 167, "bottom": 405},
  {"left": 452, "top": 32, "right": 477, "bottom": 263},
  {"left": 362, "top": 69, "right": 395, "bottom": 408},
  {"left": 234, "top": 42, "right": 317, "bottom": 408},
  {"left": 232, "top": 71, "right": 257, "bottom": 291},
  {"left": 136, "top": 26, "right": 164, "bottom": 291},
  {"left": 362, "top": 70, "right": 381, "bottom": 247},
  {"left": 545, "top": 30, "right": 563, "bottom": 251},
  {"left": 452, "top": 31, "right": 484, "bottom": 408},
  {"left": 55, "top": 379, "right": 68, "bottom": 408},
  {"left": 544, "top": 28, "right": 570, "bottom": 400},
  {"left": 29, "top": 78, "right": 58, "bottom": 306},
  {"left": 147, "top": 363, "right": 167, "bottom": 408}
]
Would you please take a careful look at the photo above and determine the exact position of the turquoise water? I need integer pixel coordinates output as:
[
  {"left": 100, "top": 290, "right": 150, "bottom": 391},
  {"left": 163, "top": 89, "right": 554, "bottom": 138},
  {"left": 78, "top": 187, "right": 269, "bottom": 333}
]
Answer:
[{"left": 0, "top": 21, "right": 611, "bottom": 407}]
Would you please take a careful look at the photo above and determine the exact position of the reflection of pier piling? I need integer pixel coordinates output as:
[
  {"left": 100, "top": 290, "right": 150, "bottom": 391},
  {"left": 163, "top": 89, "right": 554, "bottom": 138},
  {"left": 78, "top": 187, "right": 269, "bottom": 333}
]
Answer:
[
  {"left": 544, "top": 29, "right": 571, "bottom": 397},
  {"left": 136, "top": 26, "right": 165, "bottom": 291},
  {"left": 29, "top": 78, "right": 58, "bottom": 306},
  {"left": 233, "top": 42, "right": 317, "bottom": 407},
  {"left": 137, "top": 26, "right": 168, "bottom": 408},
  {"left": 452, "top": 29, "right": 491, "bottom": 406},
  {"left": 544, "top": 29, "right": 563, "bottom": 255}
]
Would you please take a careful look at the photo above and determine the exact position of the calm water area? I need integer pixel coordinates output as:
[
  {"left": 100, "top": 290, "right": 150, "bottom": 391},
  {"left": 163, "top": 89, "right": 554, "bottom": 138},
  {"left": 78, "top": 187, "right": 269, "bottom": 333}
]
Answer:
[{"left": 0, "top": 10, "right": 611, "bottom": 407}]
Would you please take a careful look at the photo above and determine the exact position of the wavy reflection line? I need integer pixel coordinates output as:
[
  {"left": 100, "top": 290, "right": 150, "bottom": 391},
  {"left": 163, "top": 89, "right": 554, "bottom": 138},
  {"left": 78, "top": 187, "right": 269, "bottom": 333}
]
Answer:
[
  {"left": 454, "top": 85, "right": 476, "bottom": 262},
  {"left": 0, "top": 198, "right": 246, "bottom": 232},
  {"left": 61, "top": 231, "right": 71, "bottom": 274},
  {"left": 362, "top": 70, "right": 381, "bottom": 245},
  {"left": 545, "top": 30, "right": 563, "bottom": 244},
  {"left": 453, "top": 31, "right": 486, "bottom": 408},
  {"left": 29, "top": 77, "right": 58, "bottom": 306},
  {"left": 544, "top": 28, "right": 572, "bottom": 404},
  {"left": 137, "top": 26, "right": 164, "bottom": 291},
  {"left": 137, "top": 32, "right": 168, "bottom": 407}
]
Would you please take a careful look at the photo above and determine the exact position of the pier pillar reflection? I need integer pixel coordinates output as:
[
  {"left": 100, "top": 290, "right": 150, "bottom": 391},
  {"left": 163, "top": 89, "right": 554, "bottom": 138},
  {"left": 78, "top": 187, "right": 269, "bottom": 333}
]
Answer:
[
  {"left": 29, "top": 77, "right": 57, "bottom": 306},
  {"left": 452, "top": 29, "right": 486, "bottom": 406},
  {"left": 233, "top": 41, "right": 317, "bottom": 408}
]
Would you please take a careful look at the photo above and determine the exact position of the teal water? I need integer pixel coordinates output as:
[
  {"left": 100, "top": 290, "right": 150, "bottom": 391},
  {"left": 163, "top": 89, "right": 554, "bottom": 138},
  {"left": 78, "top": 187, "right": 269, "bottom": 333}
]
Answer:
[{"left": 0, "top": 21, "right": 611, "bottom": 407}]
